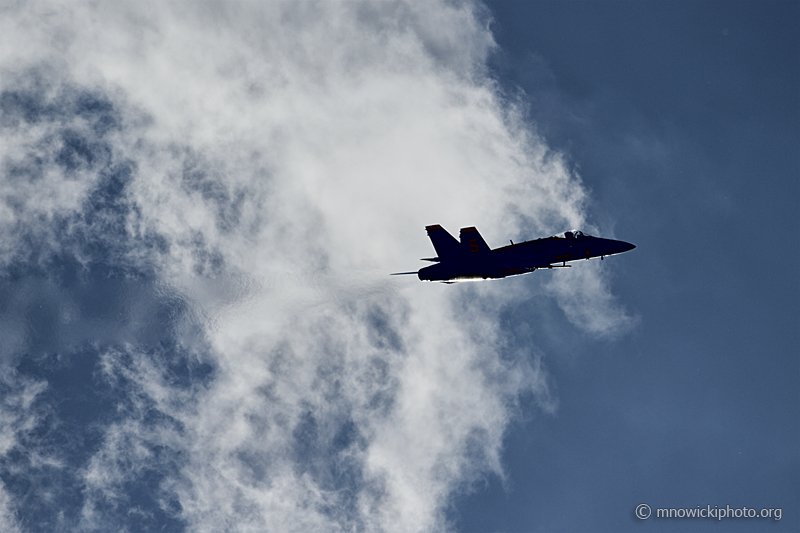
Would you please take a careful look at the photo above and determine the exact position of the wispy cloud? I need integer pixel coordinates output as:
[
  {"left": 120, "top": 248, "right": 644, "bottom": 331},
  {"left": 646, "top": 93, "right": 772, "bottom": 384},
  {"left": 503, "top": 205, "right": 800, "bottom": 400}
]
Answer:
[
  {"left": 0, "top": 1, "right": 629, "bottom": 530},
  {"left": 546, "top": 265, "right": 639, "bottom": 338}
]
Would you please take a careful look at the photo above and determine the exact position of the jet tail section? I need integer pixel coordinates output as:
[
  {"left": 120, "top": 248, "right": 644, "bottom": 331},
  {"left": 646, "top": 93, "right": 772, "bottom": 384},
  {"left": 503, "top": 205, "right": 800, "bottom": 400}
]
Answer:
[
  {"left": 459, "top": 227, "right": 491, "bottom": 254},
  {"left": 425, "top": 225, "right": 460, "bottom": 261}
]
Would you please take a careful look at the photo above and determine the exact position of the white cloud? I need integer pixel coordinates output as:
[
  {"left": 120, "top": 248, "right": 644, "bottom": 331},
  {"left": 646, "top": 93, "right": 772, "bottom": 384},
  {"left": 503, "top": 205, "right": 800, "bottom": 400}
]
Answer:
[
  {"left": 545, "top": 263, "right": 639, "bottom": 338},
  {"left": 0, "top": 1, "right": 631, "bottom": 530},
  {"left": 0, "top": 484, "right": 22, "bottom": 533},
  {"left": 0, "top": 372, "right": 47, "bottom": 533}
]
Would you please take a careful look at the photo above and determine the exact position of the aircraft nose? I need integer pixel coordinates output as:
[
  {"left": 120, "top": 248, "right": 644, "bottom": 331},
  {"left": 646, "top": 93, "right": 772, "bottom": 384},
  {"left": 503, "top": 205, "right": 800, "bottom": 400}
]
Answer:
[{"left": 620, "top": 241, "right": 636, "bottom": 253}]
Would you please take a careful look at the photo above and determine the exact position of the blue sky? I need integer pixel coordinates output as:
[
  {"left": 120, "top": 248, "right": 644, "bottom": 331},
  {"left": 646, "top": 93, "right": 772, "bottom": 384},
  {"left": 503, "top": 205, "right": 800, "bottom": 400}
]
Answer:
[
  {"left": 0, "top": 1, "right": 796, "bottom": 532},
  {"left": 452, "top": 1, "right": 799, "bottom": 531}
]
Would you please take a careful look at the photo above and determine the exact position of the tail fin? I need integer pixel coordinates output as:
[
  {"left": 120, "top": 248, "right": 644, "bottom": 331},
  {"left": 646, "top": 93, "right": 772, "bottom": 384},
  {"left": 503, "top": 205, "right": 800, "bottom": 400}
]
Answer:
[
  {"left": 459, "top": 227, "right": 491, "bottom": 254},
  {"left": 425, "top": 225, "right": 460, "bottom": 261}
]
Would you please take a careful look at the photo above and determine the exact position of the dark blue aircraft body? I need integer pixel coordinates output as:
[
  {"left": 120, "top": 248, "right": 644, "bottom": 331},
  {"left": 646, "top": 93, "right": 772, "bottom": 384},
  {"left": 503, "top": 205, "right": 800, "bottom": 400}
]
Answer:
[{"left": 400, "top": 225, "right": 634, "bottom": 282}]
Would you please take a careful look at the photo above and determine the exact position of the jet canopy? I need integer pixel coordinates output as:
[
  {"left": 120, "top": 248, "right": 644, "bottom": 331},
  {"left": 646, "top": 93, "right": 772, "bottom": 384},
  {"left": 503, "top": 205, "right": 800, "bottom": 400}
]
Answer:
[{"left": 562, "top": 230, "right": 590, "bottom": 239}]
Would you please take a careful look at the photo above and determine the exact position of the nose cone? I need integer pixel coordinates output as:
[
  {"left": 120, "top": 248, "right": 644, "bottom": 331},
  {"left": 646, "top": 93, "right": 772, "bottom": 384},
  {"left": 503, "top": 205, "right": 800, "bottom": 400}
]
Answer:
[{"left": 596, "top": 238, "right": 635, "bottom": 256}]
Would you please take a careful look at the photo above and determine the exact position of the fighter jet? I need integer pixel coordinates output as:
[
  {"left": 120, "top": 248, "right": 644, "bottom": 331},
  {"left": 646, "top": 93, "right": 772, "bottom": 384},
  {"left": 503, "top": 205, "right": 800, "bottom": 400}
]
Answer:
[{"left": 393, "top": 225, "right": 635, "bottom": 282}]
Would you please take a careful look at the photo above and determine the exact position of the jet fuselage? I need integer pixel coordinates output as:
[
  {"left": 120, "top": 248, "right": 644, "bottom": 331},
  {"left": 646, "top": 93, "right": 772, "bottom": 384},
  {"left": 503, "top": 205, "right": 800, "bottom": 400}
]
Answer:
[{"left": 415, "top": 227, "right": 634, "bottom": 282}]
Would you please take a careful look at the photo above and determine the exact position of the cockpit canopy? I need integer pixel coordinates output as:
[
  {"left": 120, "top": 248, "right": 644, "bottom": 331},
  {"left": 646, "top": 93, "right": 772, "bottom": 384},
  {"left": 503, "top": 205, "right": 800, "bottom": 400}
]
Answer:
[{"left": 562, "top": 230, "right": 589, "bottom": 239}]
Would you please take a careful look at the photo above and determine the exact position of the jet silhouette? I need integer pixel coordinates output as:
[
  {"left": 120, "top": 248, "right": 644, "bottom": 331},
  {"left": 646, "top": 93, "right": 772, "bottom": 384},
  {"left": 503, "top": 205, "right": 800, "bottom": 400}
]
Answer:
[{"left": 394, "top": 225, "right": 635, "bottom": 282}]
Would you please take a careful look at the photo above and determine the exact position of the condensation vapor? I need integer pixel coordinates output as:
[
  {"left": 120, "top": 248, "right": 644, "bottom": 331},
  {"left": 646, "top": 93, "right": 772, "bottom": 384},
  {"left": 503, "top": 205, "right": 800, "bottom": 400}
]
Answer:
[{"left": 0, "top": 1, "right": 630, "bottom": 531}]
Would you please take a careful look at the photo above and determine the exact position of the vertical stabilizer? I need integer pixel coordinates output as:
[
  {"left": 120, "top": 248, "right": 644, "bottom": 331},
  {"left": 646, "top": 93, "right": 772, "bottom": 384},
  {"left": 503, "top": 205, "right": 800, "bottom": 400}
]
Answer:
[
  {"left": 459, "top": 227, "right": 491, "bottom": 254},
  {"left": 425, "top": 225, "right": 460, "bottom": 260}
]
